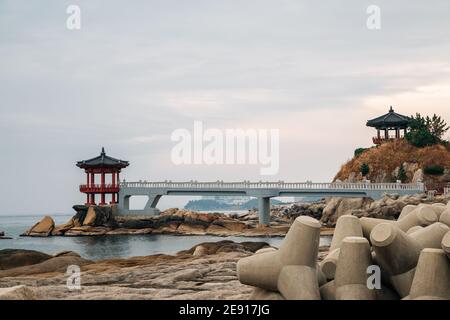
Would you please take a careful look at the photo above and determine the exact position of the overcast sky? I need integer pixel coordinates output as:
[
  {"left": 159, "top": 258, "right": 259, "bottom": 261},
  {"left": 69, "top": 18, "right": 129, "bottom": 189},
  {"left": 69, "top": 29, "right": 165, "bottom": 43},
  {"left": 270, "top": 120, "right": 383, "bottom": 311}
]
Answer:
[{"left": 1, "top": 0, "right": 450, "bottom": 215}]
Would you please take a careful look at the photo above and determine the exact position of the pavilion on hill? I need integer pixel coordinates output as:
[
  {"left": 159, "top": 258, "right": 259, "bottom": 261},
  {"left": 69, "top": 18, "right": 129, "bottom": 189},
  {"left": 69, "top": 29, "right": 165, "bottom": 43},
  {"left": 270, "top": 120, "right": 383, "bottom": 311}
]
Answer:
[{"left": 366, "top": 106, "right": 411, "bottom": 145}]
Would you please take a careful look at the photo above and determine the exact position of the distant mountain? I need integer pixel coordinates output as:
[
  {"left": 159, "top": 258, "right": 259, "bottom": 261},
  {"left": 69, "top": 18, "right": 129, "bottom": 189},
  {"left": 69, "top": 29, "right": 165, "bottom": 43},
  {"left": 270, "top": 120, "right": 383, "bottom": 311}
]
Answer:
[{"left": 184, "top": 198, "right": 284, "bottom": 211}]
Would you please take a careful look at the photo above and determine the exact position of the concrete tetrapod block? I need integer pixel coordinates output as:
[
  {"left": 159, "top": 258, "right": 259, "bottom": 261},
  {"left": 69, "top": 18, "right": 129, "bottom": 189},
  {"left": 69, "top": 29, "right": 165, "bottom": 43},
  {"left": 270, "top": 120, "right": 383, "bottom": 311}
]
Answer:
[
  {"left": 398, "top": 205, "right": 417, "bottom": 221},
  {"left": 320, "top": 280, "right": 399, "bottom": 300},
  {"left": 334, "top": 237, "right": 376, "bottom": 300},
  {"left": 248, "top": 287, "right": 285, "bottom": 300},
  {"left": 395, "top": 206, "right": 437, "bottom": 232},
  {"left": 431, "top": 203, "right": 447, "bottom": 219},
  {"left": 320, "top": 215, "right": 363, "bottom": 280},
  {"left": 408, "top": 248, "right": 450, "bottom": 300},
  {"left": 439, "top": 209, "right": 450, "bottom": 227},
  {"left": 442, "top": 231, "right": 450, "bottom": 258},
  {"left": 329, "top": 215, "right": 363, "bottom": 251},
  {"left": 360, "top": 217, "right": 395, "bottom": 240},
  {"left": 320, "top": 280, "right": 336, "bottom": 300},
  {"left": 409, "top": 222, "right": 450, "bottom": 249},
  {"left": 320, "top": 248, "right": 340, "bottom": 280},
  {"left": 237, "top": 216, "right": 321, "bottom": 291},
  {"left": 316, "top": 264, "right": 327, "bottom": 287},
  {"left": 370, "top": 223, "right": 422, "bottom": 297},
  {"left": 406, "top": 226, "right": 423, "bottom": 235},
  {"left": 277, "top": 265, "right": 321, "bottom": 300}
]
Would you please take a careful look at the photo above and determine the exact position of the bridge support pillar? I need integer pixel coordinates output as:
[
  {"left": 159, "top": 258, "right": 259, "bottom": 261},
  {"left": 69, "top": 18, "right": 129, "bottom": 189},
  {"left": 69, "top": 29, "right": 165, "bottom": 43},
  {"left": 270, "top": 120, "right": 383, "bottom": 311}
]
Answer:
[{"left": 258, "top": 197, "right": 271, "bottom": 226}]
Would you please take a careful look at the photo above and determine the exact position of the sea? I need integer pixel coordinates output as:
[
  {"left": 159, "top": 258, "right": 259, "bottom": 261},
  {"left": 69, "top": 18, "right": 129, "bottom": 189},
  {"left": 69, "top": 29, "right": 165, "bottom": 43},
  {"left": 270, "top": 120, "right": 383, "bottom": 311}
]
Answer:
[{"left": 0, "top": 213, "right": 331, "bottom": 260}]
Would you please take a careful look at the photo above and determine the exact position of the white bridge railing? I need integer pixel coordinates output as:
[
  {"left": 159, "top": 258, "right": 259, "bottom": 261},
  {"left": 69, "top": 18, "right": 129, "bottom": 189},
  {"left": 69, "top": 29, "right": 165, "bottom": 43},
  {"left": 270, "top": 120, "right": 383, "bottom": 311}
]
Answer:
[{"left": 119, "top": 181, "right": 425, "bottom": 191}]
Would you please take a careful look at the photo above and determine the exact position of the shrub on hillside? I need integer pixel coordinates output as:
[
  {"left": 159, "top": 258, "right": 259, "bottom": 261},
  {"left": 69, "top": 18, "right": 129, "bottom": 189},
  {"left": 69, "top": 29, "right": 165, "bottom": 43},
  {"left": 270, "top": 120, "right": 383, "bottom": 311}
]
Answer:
[
  {"left": 423, "top": 165, "right": 445, "bottom": 175},
  {"left": 360, "top": 163, "right": 370, "bottom": 176},
  {"left": 354, "top": 148, "right": 368, "bottom": 157},
  {"left": 397, "top": 164, "right": 407, "bottom": 182}
]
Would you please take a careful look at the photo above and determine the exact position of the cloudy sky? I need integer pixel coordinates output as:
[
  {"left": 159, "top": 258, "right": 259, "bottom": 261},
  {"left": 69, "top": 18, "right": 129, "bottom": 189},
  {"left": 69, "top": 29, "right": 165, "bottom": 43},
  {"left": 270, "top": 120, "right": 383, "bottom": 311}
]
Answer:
[{"left": 1, "top": 0, "right": 449, "bottom": 214}]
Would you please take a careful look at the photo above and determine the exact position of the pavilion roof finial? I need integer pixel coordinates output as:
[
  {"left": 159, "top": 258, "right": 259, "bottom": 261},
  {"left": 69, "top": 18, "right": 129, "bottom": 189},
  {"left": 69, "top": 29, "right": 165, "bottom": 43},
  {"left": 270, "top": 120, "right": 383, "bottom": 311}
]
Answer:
[
  {"left": 101, "top": 147, "right": 105, "bottom": 155},
  {"left": 389, "top": 106, "right": 394, "bottom": 112}
]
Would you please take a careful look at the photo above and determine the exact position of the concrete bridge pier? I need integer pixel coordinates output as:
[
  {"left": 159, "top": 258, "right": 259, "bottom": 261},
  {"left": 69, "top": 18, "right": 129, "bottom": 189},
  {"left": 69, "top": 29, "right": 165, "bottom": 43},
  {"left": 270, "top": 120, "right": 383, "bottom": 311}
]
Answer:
[{"left": 258, "top": 197, "right": 271, "bottom": 226}]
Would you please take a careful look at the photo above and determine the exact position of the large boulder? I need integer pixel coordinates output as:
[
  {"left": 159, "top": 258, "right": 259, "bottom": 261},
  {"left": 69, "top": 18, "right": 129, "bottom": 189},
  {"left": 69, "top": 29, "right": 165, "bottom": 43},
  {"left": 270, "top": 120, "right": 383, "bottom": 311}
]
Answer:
[
  {"left": 25, "top": 216, "right": 55, "bottom": 237},
  {"left": 0, "top": 249, "right": 52, "bottom": 270},
  {"left": 83, "top": 206, "right": 97, "bottom": 226},
  {"left": 71, "top": 204, "right": 117, "bottom": 227},
  {"left": 72, "top": 204, "right": 89, "bottom": 224},
  {"left": 321, "top": 198, "right": 372, "bottom": 226},
  {"left": 412, "top": 169, "right": 424, "bottom": 183}
]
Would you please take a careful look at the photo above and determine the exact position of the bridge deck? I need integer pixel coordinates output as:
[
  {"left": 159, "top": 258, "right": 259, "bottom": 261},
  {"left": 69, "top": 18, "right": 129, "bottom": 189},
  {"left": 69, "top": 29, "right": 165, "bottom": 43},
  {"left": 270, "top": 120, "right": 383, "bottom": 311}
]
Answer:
[{"left": 116, "top": 181, "right": 425, "bottom": 225}]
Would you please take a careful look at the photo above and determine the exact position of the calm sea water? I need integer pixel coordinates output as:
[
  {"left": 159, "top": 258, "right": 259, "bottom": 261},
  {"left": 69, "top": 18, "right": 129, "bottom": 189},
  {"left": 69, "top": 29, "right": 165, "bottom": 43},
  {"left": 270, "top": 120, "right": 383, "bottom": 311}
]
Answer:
[{"left": 0, "top": 214, "right": 330, "bottom": 260}]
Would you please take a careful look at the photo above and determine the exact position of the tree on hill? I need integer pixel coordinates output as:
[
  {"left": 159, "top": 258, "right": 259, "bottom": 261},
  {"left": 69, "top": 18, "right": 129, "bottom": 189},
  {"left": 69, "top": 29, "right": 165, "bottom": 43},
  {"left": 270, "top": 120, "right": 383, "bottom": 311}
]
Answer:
[
  {"left": 397, "top": 164, "right": 407, "bottom": 182},
  {"left": 405, "top": 113, "right": 449, "bottom": 147},
  {"left": 360, "top": 163, "right": 370, "bottom": 177}
]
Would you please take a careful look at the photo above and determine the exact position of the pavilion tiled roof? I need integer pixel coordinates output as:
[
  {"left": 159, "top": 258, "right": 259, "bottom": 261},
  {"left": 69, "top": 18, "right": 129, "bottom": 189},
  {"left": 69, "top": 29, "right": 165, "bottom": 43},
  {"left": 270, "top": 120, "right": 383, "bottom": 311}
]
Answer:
[
  {"left": 366, "top": 106, "right": 411, "bottom": 129},
  {"left": 76, "top": 147, "right": 129, "bottom": 169}
]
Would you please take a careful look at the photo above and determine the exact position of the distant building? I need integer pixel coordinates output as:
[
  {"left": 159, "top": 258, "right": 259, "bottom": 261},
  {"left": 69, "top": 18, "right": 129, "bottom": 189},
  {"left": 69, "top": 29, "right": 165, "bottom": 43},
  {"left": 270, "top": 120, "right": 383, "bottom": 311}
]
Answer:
[{"left": 366, "top": 106, "right": 410, "bottom": 145}]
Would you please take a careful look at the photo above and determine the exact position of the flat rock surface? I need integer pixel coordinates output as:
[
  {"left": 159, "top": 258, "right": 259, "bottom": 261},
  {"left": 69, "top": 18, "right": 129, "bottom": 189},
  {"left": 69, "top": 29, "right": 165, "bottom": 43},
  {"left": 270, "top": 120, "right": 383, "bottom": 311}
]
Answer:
[{"left": 0, "top": 241, "right": 297, "bottom": 300}]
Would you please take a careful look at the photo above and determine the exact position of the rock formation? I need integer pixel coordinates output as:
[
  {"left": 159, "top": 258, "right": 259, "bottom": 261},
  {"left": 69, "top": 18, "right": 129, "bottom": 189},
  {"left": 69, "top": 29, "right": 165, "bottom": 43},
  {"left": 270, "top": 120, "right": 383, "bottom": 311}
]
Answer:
[{"left": 0, "top": 241, "right": 272, "bottom": 300}]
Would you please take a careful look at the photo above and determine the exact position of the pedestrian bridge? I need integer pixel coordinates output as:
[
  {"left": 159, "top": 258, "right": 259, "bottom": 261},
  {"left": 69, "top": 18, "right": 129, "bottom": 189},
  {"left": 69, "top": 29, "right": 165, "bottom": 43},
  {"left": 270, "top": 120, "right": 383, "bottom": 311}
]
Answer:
[{"left": 116, "top": 181, "right": 425, "bottom": 225}]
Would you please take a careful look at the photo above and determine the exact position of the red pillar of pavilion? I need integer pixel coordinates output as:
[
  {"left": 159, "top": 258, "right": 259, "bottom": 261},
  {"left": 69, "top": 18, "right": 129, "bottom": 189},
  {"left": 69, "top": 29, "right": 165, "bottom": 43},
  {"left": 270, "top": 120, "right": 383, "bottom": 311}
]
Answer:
[{"left": 77, "top": 148, "right": 129, "bottom": 206}]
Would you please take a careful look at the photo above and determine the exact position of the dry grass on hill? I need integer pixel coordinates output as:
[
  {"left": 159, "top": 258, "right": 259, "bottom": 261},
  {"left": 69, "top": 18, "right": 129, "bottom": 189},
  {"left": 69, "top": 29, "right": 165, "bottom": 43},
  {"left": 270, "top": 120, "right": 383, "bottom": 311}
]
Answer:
[{"left": 334, "top": 139, "right": 450, "bottom": 182}]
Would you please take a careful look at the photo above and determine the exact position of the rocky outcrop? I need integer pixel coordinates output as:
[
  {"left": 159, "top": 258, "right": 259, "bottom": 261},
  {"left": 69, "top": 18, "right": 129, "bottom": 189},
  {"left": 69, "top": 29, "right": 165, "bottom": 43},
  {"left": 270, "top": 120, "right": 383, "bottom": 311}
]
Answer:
[
  {"left": 0, "top": 241, "right": 273, "bottom": 300},
  {"left": 0, "top": 231, "right": 11, "bottom": 240},
  {"left": 0, "top": 249, "right": 52, "bottom": 270},
  {"left": 0, "top": 251, "right": 91, "bottom": 278},
  {"left": 23, "top": 216, "right": 55, "bottom": 237},
  {"left": 23, "top": 206, "right": 291, "bottom": 237}
]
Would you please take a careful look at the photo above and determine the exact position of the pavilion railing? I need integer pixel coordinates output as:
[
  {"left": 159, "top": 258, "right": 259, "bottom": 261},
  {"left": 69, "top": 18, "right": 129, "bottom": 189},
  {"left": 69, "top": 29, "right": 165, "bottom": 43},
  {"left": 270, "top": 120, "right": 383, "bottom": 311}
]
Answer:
[
  {"left": 79, "top": 184, "right": 120, "bottom": 192},
  {"left": 119, "top": 181, "right": 425, "bottom": 191}
]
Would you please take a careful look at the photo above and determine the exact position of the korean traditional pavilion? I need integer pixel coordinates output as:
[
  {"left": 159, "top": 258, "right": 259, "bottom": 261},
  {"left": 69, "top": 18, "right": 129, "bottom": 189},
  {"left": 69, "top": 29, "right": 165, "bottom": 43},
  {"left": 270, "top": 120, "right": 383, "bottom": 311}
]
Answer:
[
  {"left": 366, "top": 106, "right": 411, "bottom": 145},
  {"left": 77, "top": 148, "right": 129, "bottom": 205}
]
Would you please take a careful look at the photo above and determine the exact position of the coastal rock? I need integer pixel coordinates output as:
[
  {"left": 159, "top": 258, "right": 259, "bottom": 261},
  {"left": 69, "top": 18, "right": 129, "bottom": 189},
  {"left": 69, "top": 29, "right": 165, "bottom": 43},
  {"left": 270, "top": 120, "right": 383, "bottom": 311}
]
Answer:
[
  {"left": 106, "top": 228, "right": 153, "bottom": 235},
  {"left": 72, "top": 205, "right": 115, "bottom": 227},
  {"left": 52, "top": 219, "right": 75, "bottom": 236},
  {"left": 64, "top": 226, "right": 110, "bottom": 236},
  {"left": 120, "top": 219, "right": 154, "bottom": 229},
  {"left": 177, "top": 223, "right": 206, "bottom": 235},
  {"left": 83, "top": 207, "right": 97, "bottom": 226},
  {"left": 193, "top": 245, "right": 209, "bottom": 257},
  {"left": 178, "top": 241, "right": 270, "bottom": 256},
  {"left": 0, "top": 241, "right": 267, "bottom": 300},
  {"left": 25, "top": 216, "right": 55, "bottom": 237},
  {"left": 0, "top": 285, "right": 38, "bottom": 300},
  {"left": 0, "top": 249, "right": 52, "bottom": 270},
  {"left": 213, "top": 220, "right": 247, "bottom": 232},
  {"left": 0, "top": 252, "right": 92, "bottom": 278},
  {"left": 72, "top": 205, "right": 89, "bottom": 225}
]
